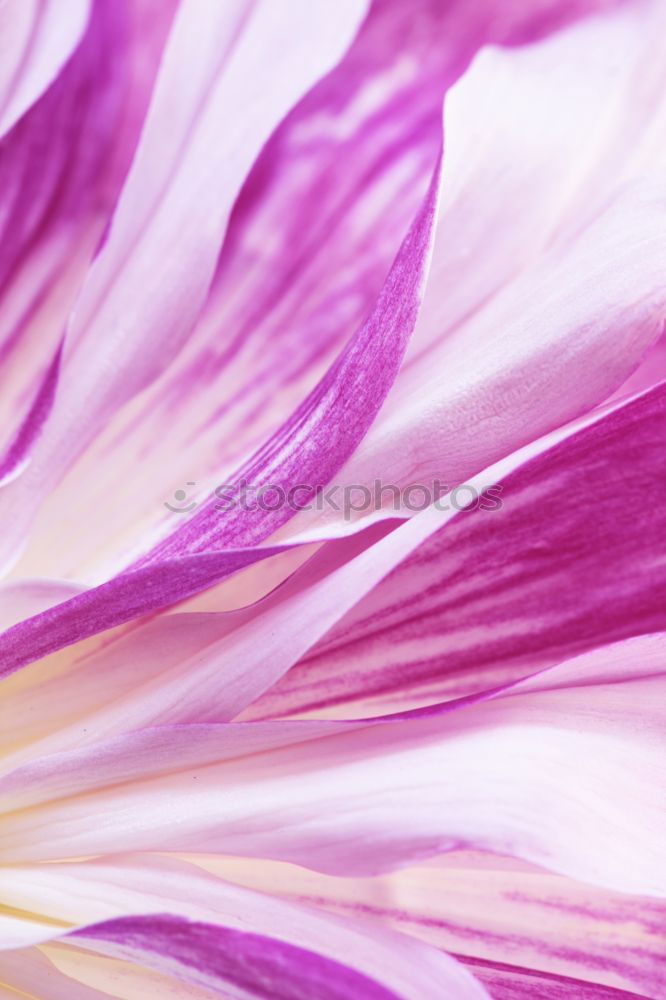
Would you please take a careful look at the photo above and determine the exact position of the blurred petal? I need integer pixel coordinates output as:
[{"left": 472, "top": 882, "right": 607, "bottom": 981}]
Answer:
[
  {"left": 0, "top": 0, "right": 90, "bottom": 138},
  {"left": 0, "top": 948, "right": 115, "bottom": 999},
  {"left": 0, "top": 576, "right": 84, "bottom": 630}
]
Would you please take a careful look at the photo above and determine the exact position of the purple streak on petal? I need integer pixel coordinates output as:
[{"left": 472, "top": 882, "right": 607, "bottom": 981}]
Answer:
[
  {"left": 0, "top": 339, "right": 62, "bottom": 486},
  {"left": 253, "top": 380, "right": 666, "bottom": 717},
  {"left": 459, "top": 954, "right": 649, "bottom": 1000},
  {"left": 0, "top": 152, "right": 443, "bottom": 676},
  {"left": 0, "top": 0, "right": 126, "bottom": 302},
  {"left": 71, "top": 913, "right": 402, "bottom": 1000},
  {"left": 140, "top": 154, "right": 442, "bottom": 561},
  {"left": 0, "top": 542, "right": 293, "bottom": 680}
]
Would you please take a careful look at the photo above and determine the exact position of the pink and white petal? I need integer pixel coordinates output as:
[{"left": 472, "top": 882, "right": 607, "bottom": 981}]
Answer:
[
  {"left": 140, "top": 159, "right": 442, "bottom": 562},
  {"left": 0, "top": 0, "right": 369, "bottom": 574},
  {"left": 194, "top": 851, "right": 666, "bottom": 998},
  {"left": 18, "top": 0, "right": 463, "bottom": 583},
  {"left": 0, "top": 542, "right": 326, "bottom": 759},
  {"left": 36, "top": 945, "right": 225, "bottom": 1000},
  {"left": 0, "top": 633, "right": 663, "bottom": 895},
  {"left": 0, "top": 541, "right": 298, "bottom": 682},
  {"left": 0, "top": 1, "right": 124, "bottom": 440},
  {"left": 0, "top": 0, "right": 91, "bottom": 138},
  {"left": 1, "top": 376, "right": 661, "bottom": 752},
  {"left": 0, "top": 147, "right": 441, "bottom": 679},
  {"left": 404, "top": 0, "right": 666, "bottom": 364},
  {"left": 0, "top": 516, "right": 434, "bottom": 759},
  {"left": 281, "top": 0, "right": 666, "bottom": 538},
  {"left": 0, "top": 856, "right": 488, "bottom": 1000},
  {"left": 6, "top": 0, "right": 624, "bottom": 584},
  {"left": 12, "top": 134, "right": 442, "bottom": 583},
  {"left": 0, "top": 0, "right": 177, "bottom": 494},
  {"left": 252, "top": 379, "right": 666, "bottom": 718},
  {"left": 70, "top": 916, "right": 438, "bottom": 1000}
]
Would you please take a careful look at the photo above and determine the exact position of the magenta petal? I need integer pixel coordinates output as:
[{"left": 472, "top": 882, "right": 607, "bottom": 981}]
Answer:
[
  {"left": 71, "top": 914, "right": 407, "bottom": 1000},
  {"left": 143, "top": 159, "right": 443, "bottom": 560},
  {"left": 0, "top": 542, "right": 291, "bottom": 679},
  {"left": 257, "top": 380, "right": 666, "bottom": 717}
]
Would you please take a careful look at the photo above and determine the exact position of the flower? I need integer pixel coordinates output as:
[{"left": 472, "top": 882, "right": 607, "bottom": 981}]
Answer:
[{"left": 0, "top": 0, "right": 664, "bottom": 996}]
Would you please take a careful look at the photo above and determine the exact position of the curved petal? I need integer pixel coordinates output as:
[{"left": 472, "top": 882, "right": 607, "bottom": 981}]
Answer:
[
  {"left": 0, "top": 0, "right": 177, "bottom": 505},
  {"left": 3, "top": 378, "right": 663, "bottom": 752},
  {"left": 194, "top": 851, "right": 666, "bottom": 998},
  {"left": 17, "top": 0, "right": 462, "bottom": 583},
  {"left": 0, "top": 857, "right": 488, "bottom": 1000},
  {"left": 0, "top": 0, "right": 369, "bottom": 573},
  {"left": 282, "top": 0, "right": 666, "bottom": 538},
  {"left": 4, "top": 0, "right": 628, "bottom": 584},
  {"left": 0, "top": 634, "right": 664, "bottom": 897},
  {"left": 0, "top": 144, "right": 441, "bottom": 678},
  {"left": 253, "top": 379, "right": 666, "bottom": 718}
]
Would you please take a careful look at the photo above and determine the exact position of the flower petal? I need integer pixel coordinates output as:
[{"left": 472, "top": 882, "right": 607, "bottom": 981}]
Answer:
[
  {"left": 5, "top": 0, "right": 623, "bottom": 582},
  {"left": 0, "top": 947, "right": 115, "bottom": 999},
  {"left": 18, "top": 0, "right": 461, "bottom": 582},
  {"left": 0, "top": 0, "right": 369, "bottom": 572},
  {"left": 253, "top": 380, "right": 666, "bottom": 717},
  {"left": 0, "top": 143, "right": 441, "bottom": 677},
  {"left": 282, "top": 0, "right": 666, "bottom": 538},
  {"left": 0, "top": 856, "right": 488, "bottom": 999},
  {"left": 3, "top": 378, "right": 663, "bottom": 748},
  {"left": 0, "top": 633, "right": 664, "bottom": 896},
  {"left": 194, "top": 851, "right": 666, "bottom": 998},
  {"left": 0, "top": 0, "right": 176, "bottom": 498}
]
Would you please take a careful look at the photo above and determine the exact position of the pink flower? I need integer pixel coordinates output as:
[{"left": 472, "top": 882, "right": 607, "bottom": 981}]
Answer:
[{"left": 0, "top": 0, "right": 664, "bottom": 996}]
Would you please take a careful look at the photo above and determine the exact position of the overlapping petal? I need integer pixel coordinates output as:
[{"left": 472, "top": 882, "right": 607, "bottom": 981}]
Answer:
[
  {"left": 0, "top": 4, "right": 664, "bottom": 999},
  {"left": 0, "top": 857, "right": 488, "bottom": 999},
  {"left": 0, "top": 0, "right": 369, "bottom": 575},
  {"left": 195, "top": 851, "right": 666, "bottom": 997},
  {"left": 284, "top": 0, "right": 666, "bottom": 537},
  {"left": 0, "top": 0, "right": 176, "bottom": 490},
  {"left": 254, "top": 380, "right": 666, "bottom": 717},
  {"left": 0, "top": 632, "right": 664, "bottom": 900},
  {"left": 3, "top": 377, "right": 665, "bottom": 757}
]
